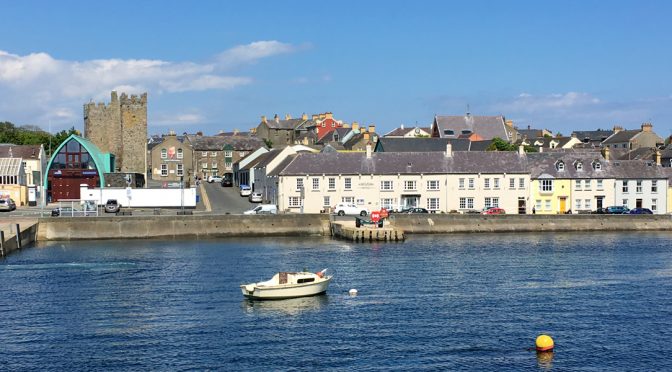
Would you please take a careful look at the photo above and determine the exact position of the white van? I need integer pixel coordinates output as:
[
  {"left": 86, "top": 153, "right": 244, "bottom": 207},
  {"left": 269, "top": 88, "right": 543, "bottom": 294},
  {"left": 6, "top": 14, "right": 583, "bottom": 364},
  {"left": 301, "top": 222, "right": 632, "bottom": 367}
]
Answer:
[{"left": 244, "top": 204, "right": 278, "bottom": 215}]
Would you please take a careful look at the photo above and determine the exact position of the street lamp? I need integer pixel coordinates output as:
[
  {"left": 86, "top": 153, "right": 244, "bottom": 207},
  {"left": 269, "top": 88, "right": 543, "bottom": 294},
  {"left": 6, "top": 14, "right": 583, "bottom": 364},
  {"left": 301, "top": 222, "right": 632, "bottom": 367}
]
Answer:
[{"left": 180, "top": 175, "right": 184, "bottom": 213}]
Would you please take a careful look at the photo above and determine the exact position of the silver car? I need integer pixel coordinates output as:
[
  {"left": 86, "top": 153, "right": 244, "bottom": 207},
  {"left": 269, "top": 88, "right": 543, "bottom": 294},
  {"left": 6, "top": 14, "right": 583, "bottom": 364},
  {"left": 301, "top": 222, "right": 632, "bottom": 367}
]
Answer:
[
  {"left": 248, "top": 192, "right": 263, "bottom": 203},
  {"left": 0, "top": 198, "right": 16, "bottom": 211}
]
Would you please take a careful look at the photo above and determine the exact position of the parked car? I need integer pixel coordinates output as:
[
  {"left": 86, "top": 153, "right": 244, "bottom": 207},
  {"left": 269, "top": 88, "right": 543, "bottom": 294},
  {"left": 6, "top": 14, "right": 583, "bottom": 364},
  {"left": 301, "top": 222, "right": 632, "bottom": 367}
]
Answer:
[
  {"left": 208, "top": 175, "right": 223, "bottom": 183},
  {"left": 605, "top": 206, "right": 630, "bottom": 214},
  {"left": 221, "top": 173, "right": 233, "bottom": 187},
  {"left": 104, "top": 199, "right": 121, "bottom": 213},
  {"left": 629, "top": 208, "right": 653, "bottom": 215},
  {"left": 333, "top": 203, "right": 368, "bottom": 216},
  {"left": 0, "top": 198, "right": 16, "bottom": 212},
  {"left": 249, "top": 192, "right": 263, "bottom": 203},
  {"left": 399, "top": 207, "right": 429, "bottom": 214},
  {"left": 481, "top": 207, "right": 506, "bottom": 215},
  {"left": 239, "top": 185, "right": 252, "bottom": 197},
  {"left": 243, "top": 204, "right": 278, "bottom": 215},
  {"left": 592, "top": 207, "right": 607, "bottom": 214}
]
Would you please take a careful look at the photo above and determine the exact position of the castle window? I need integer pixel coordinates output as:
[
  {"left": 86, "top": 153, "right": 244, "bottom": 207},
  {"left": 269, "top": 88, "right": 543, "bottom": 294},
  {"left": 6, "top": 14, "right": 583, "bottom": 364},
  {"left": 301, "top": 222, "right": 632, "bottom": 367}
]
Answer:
[{"left": 161, "top": 149, "right": 167, "bottom": 159}]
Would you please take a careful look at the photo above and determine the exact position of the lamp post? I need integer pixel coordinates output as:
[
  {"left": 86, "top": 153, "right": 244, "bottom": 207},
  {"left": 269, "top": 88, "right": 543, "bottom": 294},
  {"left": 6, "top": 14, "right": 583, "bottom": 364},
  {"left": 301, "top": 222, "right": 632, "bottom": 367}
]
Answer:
[{"left": 180, "top": 175, "right": 184, "bottom": 213}]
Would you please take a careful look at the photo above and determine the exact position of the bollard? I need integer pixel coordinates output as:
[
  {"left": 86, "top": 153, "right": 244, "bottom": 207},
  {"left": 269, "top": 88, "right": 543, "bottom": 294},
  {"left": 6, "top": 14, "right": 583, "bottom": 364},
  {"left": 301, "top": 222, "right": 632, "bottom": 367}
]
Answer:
[
  {"left": 0, "top": 230, "right": 4, "bottom": 257},
  {"left": 15, "top": 224, "right": 21, "bottom": 249}
]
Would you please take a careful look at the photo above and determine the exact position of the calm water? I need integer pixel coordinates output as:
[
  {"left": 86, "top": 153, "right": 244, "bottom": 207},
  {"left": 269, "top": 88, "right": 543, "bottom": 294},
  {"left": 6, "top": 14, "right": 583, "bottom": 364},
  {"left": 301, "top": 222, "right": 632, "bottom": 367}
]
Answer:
[{"left": 1, "top": 233, "right": 671, "bottom": 371}]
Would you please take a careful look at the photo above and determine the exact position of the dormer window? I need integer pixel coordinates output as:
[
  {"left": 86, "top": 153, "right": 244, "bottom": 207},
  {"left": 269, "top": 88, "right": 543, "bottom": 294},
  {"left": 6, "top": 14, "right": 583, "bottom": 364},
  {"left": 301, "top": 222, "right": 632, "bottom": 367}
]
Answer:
[
  {"left": 575, "top": 161, "right": 583, "bottom": 171},
  {"left": 444, "top": 129, "right": 455, "bottom": 136},
  {"left": 556, "top": 160, "right": 565, "bottom": 171},
  {"left": 592, "top": 161, "right": 602, "bottom": 170},
  {"left": 461, "top": 130, "right": 472, "bottom": 135},
  {"left": 534, "top": 140, "right": 543, "bottom": 146}
]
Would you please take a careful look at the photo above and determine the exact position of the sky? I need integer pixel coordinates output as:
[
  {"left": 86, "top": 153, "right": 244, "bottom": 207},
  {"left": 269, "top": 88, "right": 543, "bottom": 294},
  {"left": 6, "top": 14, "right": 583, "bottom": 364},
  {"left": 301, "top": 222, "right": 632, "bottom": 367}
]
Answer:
[{"left": 1, "top": 0, "right": 671, "bottom": 138}]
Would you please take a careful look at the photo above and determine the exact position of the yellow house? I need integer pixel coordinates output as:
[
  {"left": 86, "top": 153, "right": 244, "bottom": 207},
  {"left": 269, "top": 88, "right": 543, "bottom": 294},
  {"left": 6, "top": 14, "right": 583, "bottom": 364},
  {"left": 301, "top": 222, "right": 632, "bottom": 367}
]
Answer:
[{"left": 531, "top": 175, "right": 571, "bottom": 214}]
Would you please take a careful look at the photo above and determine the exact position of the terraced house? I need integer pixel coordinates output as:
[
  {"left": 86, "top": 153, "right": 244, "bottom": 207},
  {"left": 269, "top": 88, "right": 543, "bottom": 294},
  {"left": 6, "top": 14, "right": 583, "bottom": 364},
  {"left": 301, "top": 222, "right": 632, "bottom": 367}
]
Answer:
[{"left": 276, "top": 144, "right": 530, "bottom": 214}]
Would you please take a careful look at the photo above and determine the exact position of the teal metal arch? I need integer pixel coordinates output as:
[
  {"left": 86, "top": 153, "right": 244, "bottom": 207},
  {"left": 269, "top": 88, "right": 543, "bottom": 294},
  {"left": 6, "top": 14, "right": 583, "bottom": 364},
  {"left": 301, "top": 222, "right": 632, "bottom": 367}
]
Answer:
[{"left": 43, "top": 134, "right": 110, "bottom": 194}]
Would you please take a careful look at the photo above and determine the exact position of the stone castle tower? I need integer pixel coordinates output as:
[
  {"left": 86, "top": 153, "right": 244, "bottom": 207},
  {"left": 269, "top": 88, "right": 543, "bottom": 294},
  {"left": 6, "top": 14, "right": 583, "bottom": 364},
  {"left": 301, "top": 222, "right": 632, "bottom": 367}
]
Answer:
[{"left": 84, "top": 91, "right": 147, "bottom": 174}]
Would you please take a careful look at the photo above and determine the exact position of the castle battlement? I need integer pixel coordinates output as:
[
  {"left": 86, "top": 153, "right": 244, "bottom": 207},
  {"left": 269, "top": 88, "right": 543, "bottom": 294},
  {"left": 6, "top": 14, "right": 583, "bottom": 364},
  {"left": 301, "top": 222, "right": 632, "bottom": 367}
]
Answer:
[{"left": 120, "top": 92, "right": 148, "bottom": 105}]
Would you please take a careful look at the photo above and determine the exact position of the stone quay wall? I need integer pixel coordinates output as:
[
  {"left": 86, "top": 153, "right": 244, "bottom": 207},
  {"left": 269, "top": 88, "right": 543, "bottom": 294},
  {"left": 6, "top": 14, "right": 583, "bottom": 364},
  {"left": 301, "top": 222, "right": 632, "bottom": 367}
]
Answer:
[{"left": 34, "top": 214, "right": 672, "bottom": 241}]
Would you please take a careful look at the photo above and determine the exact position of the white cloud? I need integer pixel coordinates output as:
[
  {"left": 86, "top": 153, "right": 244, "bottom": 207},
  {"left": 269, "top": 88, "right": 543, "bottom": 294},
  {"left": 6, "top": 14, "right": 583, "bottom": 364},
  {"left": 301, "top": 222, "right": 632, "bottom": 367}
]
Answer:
[
  {"left": 0, "top": 40, "right": 301, "bottom": 128},
  {"left": 495, "top": 92, "right": 601, "bottom": 113}
]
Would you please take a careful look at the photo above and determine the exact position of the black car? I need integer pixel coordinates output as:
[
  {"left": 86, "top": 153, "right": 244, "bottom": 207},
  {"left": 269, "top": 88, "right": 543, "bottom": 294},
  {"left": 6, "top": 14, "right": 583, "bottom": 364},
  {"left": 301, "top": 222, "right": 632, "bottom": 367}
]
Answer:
[
  {"left": 592, "top": 207, "right": 607, "bottom": 214},
  {"left": 221, "top": 173, "right": 233, "bottom": 187},
  {"left": 629, "top": 208, "right": 653, "bottom": 215},
  {"left": 400, "top": 207, "right": 430, "bottom": 214}
]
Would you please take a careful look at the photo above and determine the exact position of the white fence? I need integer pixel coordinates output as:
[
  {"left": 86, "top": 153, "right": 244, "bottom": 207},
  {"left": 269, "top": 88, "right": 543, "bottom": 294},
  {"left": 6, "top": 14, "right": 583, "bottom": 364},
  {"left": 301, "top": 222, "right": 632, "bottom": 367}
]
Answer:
[{"left": 79, "top": 185, "right": 197, "bottom": 208}]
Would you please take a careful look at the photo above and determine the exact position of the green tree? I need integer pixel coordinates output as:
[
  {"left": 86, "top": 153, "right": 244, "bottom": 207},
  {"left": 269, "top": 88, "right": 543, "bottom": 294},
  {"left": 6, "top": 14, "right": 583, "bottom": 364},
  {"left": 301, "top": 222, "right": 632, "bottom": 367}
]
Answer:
[
  {"left": 486, "top": 137, "right": 516, "bottom": 151},
  {"left": 263, "top": 138, "right": 273, "bottom": 149}
]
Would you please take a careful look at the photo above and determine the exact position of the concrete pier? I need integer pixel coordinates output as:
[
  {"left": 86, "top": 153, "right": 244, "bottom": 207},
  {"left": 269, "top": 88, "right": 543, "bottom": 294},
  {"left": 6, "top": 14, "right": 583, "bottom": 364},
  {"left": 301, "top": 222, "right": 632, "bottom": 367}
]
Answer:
[
  {"left": 0, "top": 219, "right": 38, "bottom": 258},
  {"left": 331, "top": 219, "right": 405, "bottom": 242}
]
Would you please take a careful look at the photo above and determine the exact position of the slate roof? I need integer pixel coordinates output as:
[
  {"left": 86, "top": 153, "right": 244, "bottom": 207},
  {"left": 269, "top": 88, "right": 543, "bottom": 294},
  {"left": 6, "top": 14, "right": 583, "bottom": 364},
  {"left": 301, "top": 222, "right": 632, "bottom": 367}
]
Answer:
[
  {"left": 186, "top": 135, "right": 264, "bottom": 151},
  {"left": 518, "top": 129, "right": 545, "bottom": 139},
  {"left": 610, "top": 159, "right": 669, "bottom": 179},
  {"left": 279, "top": 151, "right": 530, "bottom": 176},
  {"left": 383, "top": 126, "right": 432, "bottom": 137},
  {"left": 262, "top": 118, "right": 306, "bottom": 130},
  {"left": 526, "top": 152, "right": 610, "bottom": 179},
  {"left": 253, "top": 149, "right": 282, "bottom": 169},
  {"left": 615, "top": 147, "right": 657, "bottom": 161},
  {"left": 602, "top": 130, "right": 639, "bottom": 144},
  {"left": 374, "top": 137, "right": 493, "bottom": 152},
  {"left": 433, "top": 114, "right": 513, "bottom": 140},
  {"left": 267, "top": 155, "right": 297, "bottom": 177},
  {"left": 317, "top": 127, "right": 351, "bottom": 143},
  {"left": 571, "top": 129, "right": 613, "bottom": 143},
  {"left": 0, "top": 144, "right": 42, "bottom": 159},
  {"left": 516, "top": 136, "right": 575, "bottom": 149}
]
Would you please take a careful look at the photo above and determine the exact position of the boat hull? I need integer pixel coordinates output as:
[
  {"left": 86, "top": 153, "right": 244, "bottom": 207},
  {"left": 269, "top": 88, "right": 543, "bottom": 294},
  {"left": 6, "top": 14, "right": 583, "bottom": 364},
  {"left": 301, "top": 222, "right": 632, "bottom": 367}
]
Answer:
[{"left": 241, "top": 276, "right": 332, "bottom": 300}]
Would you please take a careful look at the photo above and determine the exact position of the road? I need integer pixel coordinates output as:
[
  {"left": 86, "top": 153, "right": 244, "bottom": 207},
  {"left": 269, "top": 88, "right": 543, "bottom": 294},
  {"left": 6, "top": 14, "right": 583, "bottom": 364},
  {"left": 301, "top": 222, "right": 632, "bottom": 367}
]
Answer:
[{"left": 201, "top": 181, "right": 258, "bottom": 214}]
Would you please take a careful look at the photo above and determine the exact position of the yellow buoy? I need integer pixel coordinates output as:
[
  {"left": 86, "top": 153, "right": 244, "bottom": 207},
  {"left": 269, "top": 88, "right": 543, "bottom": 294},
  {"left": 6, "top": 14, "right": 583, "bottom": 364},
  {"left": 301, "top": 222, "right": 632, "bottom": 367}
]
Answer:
[{"left": 535, "top": 334, "right": 554, "bottom": 352}]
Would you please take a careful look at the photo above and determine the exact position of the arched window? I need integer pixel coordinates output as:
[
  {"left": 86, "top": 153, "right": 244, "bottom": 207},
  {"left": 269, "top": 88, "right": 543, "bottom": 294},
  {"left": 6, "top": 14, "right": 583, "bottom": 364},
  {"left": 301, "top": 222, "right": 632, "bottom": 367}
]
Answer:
[
  {"left": 177, "top": 148, "right": 183, "bottom": 159},
  {"left": 161, "top": 148, "right": 167, "bottom": 159},
  {"left": 556, "top": 161, "right": 565, "bottom": 171},
  {"left": 575, "top": 161, "right": 583, "bottom": 171}
]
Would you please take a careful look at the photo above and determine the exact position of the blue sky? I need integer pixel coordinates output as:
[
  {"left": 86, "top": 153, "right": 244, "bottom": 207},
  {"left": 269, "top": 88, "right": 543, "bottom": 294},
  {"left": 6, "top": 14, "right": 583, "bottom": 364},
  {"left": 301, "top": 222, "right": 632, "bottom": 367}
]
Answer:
[{"left": 1, "top": 1, "right": 671, "bottom": 138}]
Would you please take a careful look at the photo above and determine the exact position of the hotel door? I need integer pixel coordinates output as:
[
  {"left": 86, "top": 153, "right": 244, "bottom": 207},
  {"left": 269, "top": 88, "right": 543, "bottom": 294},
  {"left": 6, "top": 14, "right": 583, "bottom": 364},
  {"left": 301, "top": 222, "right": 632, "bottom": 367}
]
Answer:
[
  {"left": 559, "top": 197, "right": 567, "bottom": 213},
  {"left": 401, "top": 195, "right": 419, "bottom": 210}
]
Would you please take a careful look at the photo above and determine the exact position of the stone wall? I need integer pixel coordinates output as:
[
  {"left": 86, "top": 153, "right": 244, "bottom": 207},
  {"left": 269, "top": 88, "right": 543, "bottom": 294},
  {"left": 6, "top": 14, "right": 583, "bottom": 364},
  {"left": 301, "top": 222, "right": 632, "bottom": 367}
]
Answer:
[{"left": 84, "top": 91, "right": 147, "bottom": 173}]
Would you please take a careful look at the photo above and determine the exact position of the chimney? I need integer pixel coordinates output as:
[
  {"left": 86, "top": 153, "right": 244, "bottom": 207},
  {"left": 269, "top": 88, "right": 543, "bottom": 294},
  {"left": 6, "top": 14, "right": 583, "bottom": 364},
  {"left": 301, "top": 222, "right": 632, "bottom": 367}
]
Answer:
[
  {"left": 366, "top": 142, "right": 372, "bottom": 158},
  {"left": 527, "top": 125, "right": 531, "bottom": 130},
  {"left": 641, "top": 122, "right": 652, "bottom": 132},
  {"left": 233, "top": 128, "right": 240, "bottom": 135},
  {"left": 538, "top": 146, "right": 543, "bottom": 153},
  {"left": 274, "top": 114, "right": 279, "bottom": 123},
  {"left": 261, "top": 115, "right": 267, "bottom": 123},
  {"left": 302, "top": 113, "right": 308, "bottom": 120},
  {"left": 655, "top": 150, "right": 661, "bottom": 165},
  {"left": 319, "top": 113, "right": 326, "bottom": 120},
  {"left": 285, "top": 114, "right": 291, "bottom": 120},
  {"left": 312, "top": 114, "right": 318, "bottom": 121},
  {"left": 363, "top": 132, "right": 370, "bottom": 141},
  {"left": 352, "top": 121, "right": 359, "bottom": 131},
  {"left": 400, "top": 124, "right": 404, "bottom": 130},
  {"left": 368, "top": 124, "right": 376, "bottom": 133},
  {"left": 342, "top": 123, "right": 350, "bottom": 128},
  {"left": 518, "top": 145, "right": 525, "bottom": 155},
  {"left": 446, "top": 142, "right": 453, "bottom": 157},
  {"left": 613, "top": 125, "right": 623, "bottom": 133},
  {"left": 325, "top": 112, "right": 333, "bottom": 119},
  {"left": 505, "top": 119, "right": 514, "bottom": 128},
  {"left": 602, "top": 146, "right": 610, "bottom": 161}
]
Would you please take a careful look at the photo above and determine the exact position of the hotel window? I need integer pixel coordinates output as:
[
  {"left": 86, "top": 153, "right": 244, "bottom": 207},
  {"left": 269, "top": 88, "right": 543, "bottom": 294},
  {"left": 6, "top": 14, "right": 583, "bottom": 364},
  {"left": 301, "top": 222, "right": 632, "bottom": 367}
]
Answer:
[
  {"left": 459, "top": 178, "right": 465, "bottom": 189},
  {"left": 584, "top": 199, "right": 591, "bottom": 210},
  {"left": 509, "top": 178, "right": 515, "bottom": 189},
  {"left": 288, "top": 196, "right": 302, "bottom": 208},
  {"left": 342, "top": 196, "right": 354, "bottom": 204},
  {"left": 575, "top": 199, "right": 582, "bottom": 210},
  {"left": 536, "top": 200, "right": 542, "bottom": 211},
  {"left": 584, "top": 179, "right": 591, "bottom": 190},
  {"left": 427, "top": 198, "right": 439, "bottom": 211},
  {"left": 484, "top": 197, "right": 491, "bottom": 208},
  {"left": 622, "top": 181, "right": 628, "bottom": 193},
  {"left": 177, "top": 164, "right": 183, "bottom": 176},
  {"left": 225, "top": 161, "right": 232, "bottom": 169},
  {"left": 484, "top": 178, "right": 490, "bottom": 189},
  {"left": 468, "top": 178, "right": 475, "bottom": 189},
  {"left": 161, "top": 148, "right": 167, "bottom": 159},
  {"left": 211, "top": 152, "right": 217, "bottom": 156},
  {"left": 404, "top": 180, "right": 416, "bottom": 191},
  {"left": 201, "top": 162, "right": 208, "bottom": 169},
  {"left": 312, "top": 178, "right": 320, "bottom": 191},
  {"left": 545, "top": 200, "right": 551, "bottom": 210},
  {"left": 622, "top": 199, "right": 628, "bottom": 207},
  {"left": 224, "top": 151, "right": 233, "bottom": 157},
  {"left": 492, "top": 197, "right": 499, "bottom": 207},
  {"left": 494, "top": 178, "right": 500, "bottom": 189},
  {"left": 597, "top": 179, "right": 603, "bottom": 190},
  {"left": 519, "top": 178, "right": 525, "bottom": 189},
  {"left": 484, "top": 197, "right": 498, "bottom": 208},
  {"left": 344, "top": 178, "right": 352, "bottom": 190},
  {"left": 296, "top": 178, "right": 304, "bottom": 190},
  {"left": 177, "top": 148, "right": 183, "bottom": 159},
  {"left": 466, "top": 197, "right": 474, "bottom": 209},
  {"left": 540, "top": 179, "right": 553, "bottom": 192},
  {"left": 652, "top": 182, "right": 658, "bottom": 193},
  {"left": 427, "top": 180, "right": 439, "bottom": 190},
  {"left": 380, "top": 198, "right": 395, "bottom": 210},
  {"left": 239, "top": 152, "right": 245, "bottom": 157},
  {"left": 381, "top": 180, "right": 393, "bottom": 191},
  {"left": 211, "top": 162, "right": 218, "bottom": 169},
  {"left": 202, "top": 151, "right": 208, "bottom": 157},
  {"left": 575, "top": 180, "right": 582, "bottom": 191},
  {"left": 459, "top": 197, "right": 467, "bottom": 209},
  {"left": 323, "top": 196, "right": 331, "bottom": 207},
  {"left": 636, "top": 180, "right": 642, "bottom": 193},
  {"left": 328, "top": 178, "right": 336, "bottom": 190},
  {"left": 652, "top": 199, "right": 658, "bottom": 212},
  {"left": 161, "top": 164, "right": 168, "bottom": 176}
]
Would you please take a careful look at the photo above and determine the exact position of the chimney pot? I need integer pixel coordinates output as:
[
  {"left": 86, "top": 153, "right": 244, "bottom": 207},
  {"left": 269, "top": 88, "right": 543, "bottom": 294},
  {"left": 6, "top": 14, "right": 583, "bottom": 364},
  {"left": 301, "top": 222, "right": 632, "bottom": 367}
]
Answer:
[{"left": 446, "top": 142, "right": 453, "bottom": 157}]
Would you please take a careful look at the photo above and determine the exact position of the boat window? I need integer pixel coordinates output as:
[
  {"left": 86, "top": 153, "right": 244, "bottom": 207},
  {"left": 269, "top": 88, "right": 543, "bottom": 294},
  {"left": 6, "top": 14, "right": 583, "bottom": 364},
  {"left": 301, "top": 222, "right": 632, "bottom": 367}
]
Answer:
[{"left": 297, "top": 278, "right": 315, "bottom": 284}]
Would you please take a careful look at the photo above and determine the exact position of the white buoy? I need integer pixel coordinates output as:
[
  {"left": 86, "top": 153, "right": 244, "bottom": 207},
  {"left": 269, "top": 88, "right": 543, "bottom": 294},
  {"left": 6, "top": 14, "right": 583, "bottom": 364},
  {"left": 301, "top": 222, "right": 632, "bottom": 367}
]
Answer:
[{"left": 349, "top": 288, "right": 358, "bottom": 296}]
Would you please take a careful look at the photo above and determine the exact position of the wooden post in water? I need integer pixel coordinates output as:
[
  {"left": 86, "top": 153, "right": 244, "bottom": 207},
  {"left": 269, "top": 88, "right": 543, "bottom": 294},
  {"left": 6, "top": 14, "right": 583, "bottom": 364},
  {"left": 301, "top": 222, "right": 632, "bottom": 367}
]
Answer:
[
  {"left": 0, "top": 230, "right": 5, "bottom": 257},
  {"left": 15, "top": 224, "right": 21, "bottom": 249}
]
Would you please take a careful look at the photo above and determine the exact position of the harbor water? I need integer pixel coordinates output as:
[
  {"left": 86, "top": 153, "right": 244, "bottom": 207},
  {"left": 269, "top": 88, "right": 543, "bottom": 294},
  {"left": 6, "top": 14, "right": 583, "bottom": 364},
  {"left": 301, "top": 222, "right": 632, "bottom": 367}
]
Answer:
[{"left": 1, "top": 233, "right": 671, "bottom": 371}]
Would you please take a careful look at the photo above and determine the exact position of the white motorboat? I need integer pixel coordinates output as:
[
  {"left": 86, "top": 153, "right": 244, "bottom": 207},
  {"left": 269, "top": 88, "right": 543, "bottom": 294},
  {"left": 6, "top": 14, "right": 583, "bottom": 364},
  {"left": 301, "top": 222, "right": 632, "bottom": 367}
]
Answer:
[{"left": 240, "top": 269, "right": 332, "bottom": 300}]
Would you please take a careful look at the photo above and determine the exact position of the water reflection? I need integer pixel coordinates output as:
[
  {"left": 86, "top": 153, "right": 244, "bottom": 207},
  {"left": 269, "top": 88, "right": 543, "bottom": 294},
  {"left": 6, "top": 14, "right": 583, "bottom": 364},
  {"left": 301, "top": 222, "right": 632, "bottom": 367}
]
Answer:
[
  {"left": 242, "top": 294, "right": 329, "bottom": 316},
  {"left": 536, "top": 351, "right": 554, "bottom": 369}
]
